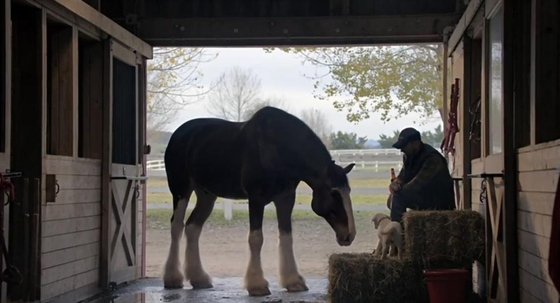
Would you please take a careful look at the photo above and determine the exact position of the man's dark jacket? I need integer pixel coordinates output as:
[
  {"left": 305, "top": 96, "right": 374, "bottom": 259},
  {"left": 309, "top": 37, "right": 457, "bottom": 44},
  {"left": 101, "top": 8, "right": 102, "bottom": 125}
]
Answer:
[{"left": 396, "top": 143, "right": 455, "bottom": 209}]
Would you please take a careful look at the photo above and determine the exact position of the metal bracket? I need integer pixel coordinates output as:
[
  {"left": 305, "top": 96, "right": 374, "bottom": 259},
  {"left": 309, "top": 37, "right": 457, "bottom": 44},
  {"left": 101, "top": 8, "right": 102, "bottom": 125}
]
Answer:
[
  {"left": 2, "top": 171, "right": 22, "bottom": 179},
  {"left": 111, "top": 175, "right": 149, "bottom": 181},
  {"left": 466, "top": 173, "right": 504, "bottom": 179}
]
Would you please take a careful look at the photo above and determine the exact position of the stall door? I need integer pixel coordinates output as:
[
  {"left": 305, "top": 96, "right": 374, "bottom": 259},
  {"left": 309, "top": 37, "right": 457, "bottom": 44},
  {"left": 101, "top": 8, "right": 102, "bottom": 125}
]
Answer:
[{"left": 101, "top": 39, "right": 143, "bottom": 286}]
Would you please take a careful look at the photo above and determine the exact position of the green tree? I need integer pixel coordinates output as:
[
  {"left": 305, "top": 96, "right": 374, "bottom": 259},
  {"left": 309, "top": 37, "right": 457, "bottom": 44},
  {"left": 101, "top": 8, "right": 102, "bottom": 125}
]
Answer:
[
  {"left": 377, "top": 125, "right": 444, "bottom": 148},
  {"left": 148, "top": 48, "right": 218, "bottom": 142},
  {"left": 264, "top": 45, "right": 445, "bottom": 124},
  {"left": 329, "top": 131, "right": 368, "bottom": 150},
  {"left": 421, "top": 124, "right": 444, "bottom": 147},
  {"left": 377, "top": 130, "right": 401, "bottom": 148}
]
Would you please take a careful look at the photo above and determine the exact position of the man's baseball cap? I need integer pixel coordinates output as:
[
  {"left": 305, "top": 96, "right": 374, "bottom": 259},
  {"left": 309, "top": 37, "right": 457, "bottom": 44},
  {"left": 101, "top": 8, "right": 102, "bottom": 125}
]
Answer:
[{"left": 392, "top": 127, "right": 422, "bottom": 149}]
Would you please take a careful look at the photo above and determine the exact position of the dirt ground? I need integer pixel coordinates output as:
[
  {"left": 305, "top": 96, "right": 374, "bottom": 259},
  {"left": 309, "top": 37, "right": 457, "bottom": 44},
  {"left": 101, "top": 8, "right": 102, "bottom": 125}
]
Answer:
[{"left": 146, "top": 215, "right": 377, "bottom": 279}]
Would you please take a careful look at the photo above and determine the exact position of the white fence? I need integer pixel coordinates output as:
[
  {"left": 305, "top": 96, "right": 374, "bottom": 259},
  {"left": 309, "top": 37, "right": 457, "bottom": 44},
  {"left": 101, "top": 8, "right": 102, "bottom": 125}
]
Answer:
[
  {"left": 146, "top": 148, "right": 403, "bottom": 171},
  {"left": 146, "top": 159, "right": 402, "bottom": 171}
]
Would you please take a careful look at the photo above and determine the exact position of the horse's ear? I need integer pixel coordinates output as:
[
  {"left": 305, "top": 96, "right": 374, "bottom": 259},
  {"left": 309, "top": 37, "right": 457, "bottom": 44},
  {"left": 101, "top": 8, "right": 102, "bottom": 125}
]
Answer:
[{"left": 343, "top": 163, "right": 355, "bottom": 174}]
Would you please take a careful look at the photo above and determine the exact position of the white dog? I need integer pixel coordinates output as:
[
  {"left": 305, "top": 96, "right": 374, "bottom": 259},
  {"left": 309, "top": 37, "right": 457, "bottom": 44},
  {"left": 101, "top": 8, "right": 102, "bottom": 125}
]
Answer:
[{"left": 371, "top": 213, "right": 404, "bottom": 260}]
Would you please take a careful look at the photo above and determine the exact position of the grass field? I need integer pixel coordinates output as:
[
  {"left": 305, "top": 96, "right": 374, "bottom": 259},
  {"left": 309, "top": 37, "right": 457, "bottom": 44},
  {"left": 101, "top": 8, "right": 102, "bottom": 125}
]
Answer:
[
  {"left": 145, "top": 191, "right": 387, "bottom": 206},
  {"left": 146, "top": 177, "right": 390, "bottom": 190},
  {"left": 146, "top": 208, "right": 386, "bottom": 230}
]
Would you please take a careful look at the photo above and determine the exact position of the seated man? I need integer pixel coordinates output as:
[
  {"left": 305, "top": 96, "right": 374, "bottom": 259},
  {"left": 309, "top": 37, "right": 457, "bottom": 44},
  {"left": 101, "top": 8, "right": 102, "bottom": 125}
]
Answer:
[{"left": 388, "top": 127, "right": 455, "bottom": 224}]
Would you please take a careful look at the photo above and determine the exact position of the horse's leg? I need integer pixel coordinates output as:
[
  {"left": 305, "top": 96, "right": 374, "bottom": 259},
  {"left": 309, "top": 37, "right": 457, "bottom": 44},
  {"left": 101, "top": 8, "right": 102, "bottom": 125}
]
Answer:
[
  {"left": 183, "top": 186, "right": 216, "bottom": 289},
  {"left": 243, "top": 198, "right": 270, "bottom": 296},
  {"left": 273, "top": 192, "right": 308, "bottom": 292},
  {"left": 163, "top": 189, "right": 193, "bottom": 288}
]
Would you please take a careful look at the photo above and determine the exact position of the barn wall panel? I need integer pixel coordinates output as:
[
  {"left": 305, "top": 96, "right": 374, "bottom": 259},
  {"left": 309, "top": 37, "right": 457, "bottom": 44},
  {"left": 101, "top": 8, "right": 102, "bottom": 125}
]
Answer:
[
  {"left": 41, "top": 158, "right": 102, "bottom": 301},
  {"left": 516, "top": 143, "right": 560, "bottom": 303}
]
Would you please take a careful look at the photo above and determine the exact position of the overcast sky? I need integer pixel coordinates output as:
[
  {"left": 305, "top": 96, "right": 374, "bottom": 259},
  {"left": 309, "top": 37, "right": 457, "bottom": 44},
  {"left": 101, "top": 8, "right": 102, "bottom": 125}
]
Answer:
[{"left": 167, "top": 47, "right": 443, "bottom": 141}]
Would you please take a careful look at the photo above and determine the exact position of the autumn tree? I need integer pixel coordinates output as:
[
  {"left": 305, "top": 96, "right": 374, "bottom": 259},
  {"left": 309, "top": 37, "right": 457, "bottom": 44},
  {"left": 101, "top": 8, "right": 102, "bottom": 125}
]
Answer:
[
  {"left": 147, "top": 47, "right": 218, "bottom": 142},
  {"left": 205, "top": 66, "right": 263, "bottom": 122},
  {"left": 264, "top": 45, "right": 445, "bottom": 124},
  {"left": 299, "top": 108, "right": 332, "bottom": 148}
]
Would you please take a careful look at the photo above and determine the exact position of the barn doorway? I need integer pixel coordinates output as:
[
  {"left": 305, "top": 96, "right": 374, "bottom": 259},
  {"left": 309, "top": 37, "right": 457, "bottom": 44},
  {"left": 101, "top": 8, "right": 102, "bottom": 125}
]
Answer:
[{"left": 142, "top": 45, "right": 443, "bottom": 287}]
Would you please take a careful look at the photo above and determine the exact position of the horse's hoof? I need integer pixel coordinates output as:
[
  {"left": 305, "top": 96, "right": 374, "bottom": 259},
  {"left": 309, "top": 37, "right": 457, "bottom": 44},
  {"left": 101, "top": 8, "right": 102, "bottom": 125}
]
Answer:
[
  {"left": 247, "top": 286, "right": 271, "bottom": 297},
  {"left": 163, "top": 271, "right": 184, "bottom": 289},
  {"left": 282, "top": 274, "right": 308, "bottom": 292},
  {"left": 287, "top": 282, "right": 309, "bottom": 292},
  {"left": 190, "top": 280, "right": 213, "bottom": 289}
]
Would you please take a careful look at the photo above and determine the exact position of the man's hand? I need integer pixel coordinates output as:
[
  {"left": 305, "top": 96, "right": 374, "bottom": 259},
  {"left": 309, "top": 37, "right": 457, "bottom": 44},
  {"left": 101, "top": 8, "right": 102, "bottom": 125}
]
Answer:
[{"left": 389, "top": 180, "right": 401, "bottom": 194}]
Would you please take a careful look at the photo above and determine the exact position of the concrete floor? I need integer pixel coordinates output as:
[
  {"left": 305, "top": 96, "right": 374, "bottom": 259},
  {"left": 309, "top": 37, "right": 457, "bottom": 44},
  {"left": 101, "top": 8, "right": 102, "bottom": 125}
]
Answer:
[{"left": 82, "top": 277, "right": 330, "bottom": 303}]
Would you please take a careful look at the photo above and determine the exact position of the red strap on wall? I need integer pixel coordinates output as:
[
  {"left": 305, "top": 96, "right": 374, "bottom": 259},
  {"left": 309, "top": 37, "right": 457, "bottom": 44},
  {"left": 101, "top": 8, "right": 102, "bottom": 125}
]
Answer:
[
  {"left": 441, "top": 78, "right": 460, "bottom": 160},
  {"left": 549, "top": 170, "right": 560, "bottom": 296}
]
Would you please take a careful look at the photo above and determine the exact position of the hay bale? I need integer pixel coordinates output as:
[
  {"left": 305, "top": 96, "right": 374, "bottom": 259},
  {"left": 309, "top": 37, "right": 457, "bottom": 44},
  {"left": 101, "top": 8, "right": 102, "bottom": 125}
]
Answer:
[
  {"left": 328, "top": 253, "right": 427, "bottom": 303},
  {"left": 403, "top": 210, "right": 485, "bottom": 266},
  {"left": 328, "top": 253, "right": 475, "bottom": 303}
]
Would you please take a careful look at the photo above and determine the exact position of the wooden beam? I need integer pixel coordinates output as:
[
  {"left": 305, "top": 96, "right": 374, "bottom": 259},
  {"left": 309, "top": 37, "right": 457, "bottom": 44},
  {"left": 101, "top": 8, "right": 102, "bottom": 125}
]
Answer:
[
  {"left": 0, "top": 0, "right": 10, "bottom": 156},
  {"left": 462, "top": 35, "right": 473, "bottom": 210},
  {"left": 449, "top": 0, "right": 483, "bottom": 54},
  {"left": 502, "top": 0, "right": 520, "bottom": 301},
  {"left": 34, "top": 0, "right": 152, "bottom": 58},
  {"left": 138, "top": 14, "right": 463, "bottom": 47},
  {"left": 100, "top": 37, "right": 113, "bottom": 288}
]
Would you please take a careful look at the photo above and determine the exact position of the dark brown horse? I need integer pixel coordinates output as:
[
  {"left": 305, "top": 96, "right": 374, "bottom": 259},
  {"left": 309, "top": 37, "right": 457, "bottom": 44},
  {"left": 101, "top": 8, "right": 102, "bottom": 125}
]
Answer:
[{"left": 162, "top": 106, "right": 356, "bottom": 296}]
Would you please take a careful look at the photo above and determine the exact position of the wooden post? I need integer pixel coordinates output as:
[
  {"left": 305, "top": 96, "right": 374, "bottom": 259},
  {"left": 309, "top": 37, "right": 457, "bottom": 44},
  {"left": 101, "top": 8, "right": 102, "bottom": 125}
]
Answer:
[
  {"left": 223, "top": 199, "right": 232, "bottom": 221},
  {"left": 100, "top": 37, "right": 113, "bottom": 288},
  {"left": 502, "top": 0, "right": 520, "bottom": 301}
]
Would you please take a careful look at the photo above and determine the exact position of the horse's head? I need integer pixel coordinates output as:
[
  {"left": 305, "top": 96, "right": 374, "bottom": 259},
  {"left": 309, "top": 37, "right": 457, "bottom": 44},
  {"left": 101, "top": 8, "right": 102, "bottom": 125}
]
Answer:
[{"left": 310, "top": 161, "right": 356, "bottom": 246}]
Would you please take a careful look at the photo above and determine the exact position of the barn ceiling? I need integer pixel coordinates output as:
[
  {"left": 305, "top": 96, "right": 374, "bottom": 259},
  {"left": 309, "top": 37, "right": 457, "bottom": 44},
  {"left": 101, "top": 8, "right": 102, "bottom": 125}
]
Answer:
[{"left": 96, "top": 0, "right": 467, "bottom": 46}]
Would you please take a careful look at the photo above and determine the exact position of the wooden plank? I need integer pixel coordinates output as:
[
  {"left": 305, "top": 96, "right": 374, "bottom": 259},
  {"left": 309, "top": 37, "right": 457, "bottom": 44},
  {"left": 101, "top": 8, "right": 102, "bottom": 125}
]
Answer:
[
  {"left": 518, "top": 170, "right": 559, "bottom": 193},
  {"left": 520, "top": 288, "right": 541, "bottom": 303},
  {"left": 43, "top": 188, "right": 101, "bottom": 205},
  {"left": 53, "top": 174, "right": 102, "bottom": 190},
  {"left": 518, "top": 192, "right": 555, "bottom": 215},
  {"left": 100, "top": 37, "right": 113, "bottom": 288},
  {"left": 38, "top": 0, "right": 152, "bottom": 58},
  {"left": 42, "top": 242, "right": 99, "bottom": 269},
  {"left": 519, "top": 267, "right": 560, "bottom": 303},
  {"left": 42, "top": 216, "right": 100, "bottom": 237},
  {"left": 449, "top": 0, "right": 484, "bottom": 53},
  {"left": 517, "top": 143, "right": 560, "bottom": 172},
  {"left": 72, "top": 27, "right": 79, "bottom": 158},
  {"left": 517, "top": 210, "right": 552, "bottom": 238},
  {"left": 138, "top": 14, "right": 463, "bottom": 47},
  {"left": 41, "top": 255, "right": 98, "bottom": 285},
  {"left": 41, "top": 202, "right": 101, "bottom": 220},
  {"left": 518, "top": 249, "right": 554, "bottom": 285},
  {"left": 44, "top": 158, "right": 101, "bottom": 175},
  {"left": 41, "top": 229, "right": 99, "bottom": 253},
  {"left": 502, "top": 0, "right": 520, "bottom": 300},
  {"left": 518, "top": 229, "right": 550, "bottom": 260},
  {"left": 40, "top": 268, "right": 98, "bottom": 301}
]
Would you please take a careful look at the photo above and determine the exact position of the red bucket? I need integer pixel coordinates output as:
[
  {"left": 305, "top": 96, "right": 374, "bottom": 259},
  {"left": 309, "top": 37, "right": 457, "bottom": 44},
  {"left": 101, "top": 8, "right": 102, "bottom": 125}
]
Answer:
[{"left": 423, "top": 269, "right": 469, "bottom": 303}]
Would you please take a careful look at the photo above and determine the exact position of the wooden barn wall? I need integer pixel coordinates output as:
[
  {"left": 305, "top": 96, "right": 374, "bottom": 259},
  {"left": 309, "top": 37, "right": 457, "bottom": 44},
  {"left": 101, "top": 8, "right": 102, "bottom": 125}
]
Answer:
[
  {"left": 515, "top": 0, "right": 560, "bottom": 301},
  {"left": 4, "top": 0, "right": 150, "bottom": 301},
  {"left": 450, "top": 0, "right": 559, "bottom": 301},
  {"left": 41, "top": 158, "right": 102, "bottom": 302}
]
